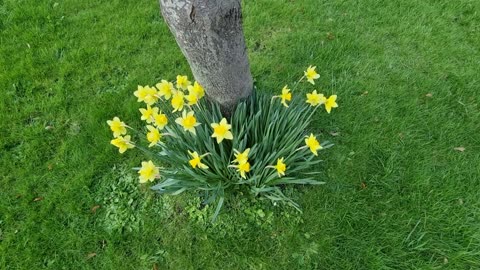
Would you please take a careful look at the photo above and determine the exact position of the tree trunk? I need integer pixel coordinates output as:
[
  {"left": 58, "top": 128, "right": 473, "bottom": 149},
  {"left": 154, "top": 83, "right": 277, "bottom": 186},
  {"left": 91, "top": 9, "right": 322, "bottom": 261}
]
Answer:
[{"left": 159, "top": 0, "right": 253, "bottom": 116}]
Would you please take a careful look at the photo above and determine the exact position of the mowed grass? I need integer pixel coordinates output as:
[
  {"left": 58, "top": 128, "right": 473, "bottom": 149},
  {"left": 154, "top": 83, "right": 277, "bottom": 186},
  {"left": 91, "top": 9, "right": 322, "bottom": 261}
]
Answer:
[{"left": 1, "top": 0, "right": 480, "bottom": 269}]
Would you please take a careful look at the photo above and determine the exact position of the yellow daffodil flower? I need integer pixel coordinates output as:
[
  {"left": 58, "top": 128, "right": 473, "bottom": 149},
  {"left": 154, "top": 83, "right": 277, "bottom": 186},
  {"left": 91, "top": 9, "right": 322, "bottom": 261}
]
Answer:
[
  {"left": 304, "top": 65, "right": 320, "bottom": 85},
  {"left": 139, "top": 105, "right": 159, "bottom": 124},
  {"left": 176, "top": 75, "right": 191, "bottom": 90},
  {"left": 171, "top": 91, "right": 185, "bottom": 112},
  {"left": 306, "top": 90, "right": 327, "bottom": 107},
  {"left": 134, "top": 85, "right": 158, "bottom": 105},
  {"left": 175, "top": 110, "right": 200, "bottom": 135},
  {"left": 153, "top": 111, "right": 168, "bottom": 129},
  {"left": 107, "top": 117, "right": 127, "bottom": 137},
  {"left": 233, "top": 161, "right": 250, "bottom": 179},
  {"left": 185, "top": 92, "right": 198, "bottom": 106},
  {"left": 155, "top": 80, "right": 175, "bottom": 100},
  {"left": 188, "top": 151, "right": 209, "bottom": 169},
  {"left": 138, "top": 160, "right": 159, "bottom": 183},
  {"left": 187, "top": 81, "right": 205, "bottom": 99},
  {"left": 110, "top": 135, "right": 134, "bottom": 154},
  {"left": 143, "top": 86, "right": 158, "bottom": 105},
  {"left": 134, "top": 85, "right": 148, "bottom": 102},
  {"left": 273, "top": 157, "right": 287, "bottom": 177},
  {"left": 273, "top": 85, "right": 292, "bottom": 107},
  {"left": 146, "top": 125, "right": 162, "bottom": 147},
  {"left": 211, "top": 118, "right": 233, "bottom": 144},
  {"left": 233, "top": 148, "right": 250, "bottom": 164},
  {"left": 324, "top": 95, "right": 338, "bottom": 113},
  {"left": 305, "top": 133, "right": 322, "bottom": 156}
]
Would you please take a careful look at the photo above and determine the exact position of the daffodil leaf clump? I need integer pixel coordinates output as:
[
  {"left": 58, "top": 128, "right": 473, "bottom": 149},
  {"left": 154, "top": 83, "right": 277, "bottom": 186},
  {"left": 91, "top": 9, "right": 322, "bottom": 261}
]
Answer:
[{"left": 107, "top": 66, "right": 338, "bottom": 221}]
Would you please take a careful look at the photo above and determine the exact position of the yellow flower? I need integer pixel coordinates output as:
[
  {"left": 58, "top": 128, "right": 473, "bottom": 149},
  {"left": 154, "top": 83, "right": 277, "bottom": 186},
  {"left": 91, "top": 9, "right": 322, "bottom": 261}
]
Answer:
[
  {"left": 304, "top": 65, "right": 320, "bottom": 85},
  {"left": 171, "top": 91, "right": 185, "bottom": 112},
  {"left": 153, "top": 111, "right": 168, "bottom": 129},
  {"left": 211, "top": 118, "right": 233, "bottom": 144},
  {"left": 110, "top": 135, "right": 134, "bottom": 154},
  {"left": 188, "top": 151, "right": 209, "bottom": 169},
  {"left": 277, "top": 85, "right": 292, "bottom": 107},
  {"left": 233, "top": 161, "right": 250, "bottom": 179},
  {"left": 233, "top": 148, "right": 250, "bottom": 164},
  {"left": 139, "top": 105, "right": 159, "bottom": 124},
  {"left": 155, "top": 80, "right": 175, "bottom": 100},
  {"left": 187, "top": 81, "right": 205, "bottom": 99},
  {"left": 324, "top": 95, "right": 338, "bottom": 113},
  {"left": 176, "top": 75, "right": 191, "bottom": 90},
  {"left": 273, "top": 157, "right": 287, "bottom": 177},
  {"left": 107, "top": 117, "right": 127, "bottom": 137},
  {"left": 306, "top": 90, "right": 326, "bottom": 107},
  {"left": 138, "top": 160, "right": 159, "bottom": 183},
  {"left": 146, "top": 125, "right": 162, "bottom": 147},
  {"left": 305, "top": 133, "right": 322, "bottom": 156},
  {"left": 175, "top": 110, "right": 200, "bottom": 134},
  {"left": 134, "top": 85, "right": 158, "bottom": 105},
  {"left": 134, "top": 85, "right": 148, "bottom": 102},
  {"left": 185, "top": 92, "right": 198, "bottom": 106}
]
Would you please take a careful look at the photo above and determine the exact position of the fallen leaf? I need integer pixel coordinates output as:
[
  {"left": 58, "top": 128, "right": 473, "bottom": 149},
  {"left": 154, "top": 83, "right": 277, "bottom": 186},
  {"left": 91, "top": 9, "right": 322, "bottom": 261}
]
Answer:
[
  {"left": 45, "top": 125, "right": 54, "bottom": 130},
  {"left": 329, "top": 131, "right": 340, "bottom": 136},
  {"left": 91, "top": 205, "right": 101, "bottom": 213},
  {"left": 153, "top": 263, "right": 159, "bottom": 270},
  {"left": 86, "top": 253, "right": 97, "bottom": 260},
  {"left": 454, "top": 147, "right": 465, "bottom": 152},
  {"left": 47, "top": 164, "right": 53, "bottom": 170},
  {"left": 33, "top": 197, "right": 43, "bottom": 202},
  {"left": 361, "top": 91, "right": 369, "bottom": 96},
  {"left": 425, "top": 93, "right": 433, "bottom": 98},
  {"left": 326, "top": 32, "right": 335, "bottom": 40},
  {"left": 360, "top": 182, "right": 367, "bottom": 189}
]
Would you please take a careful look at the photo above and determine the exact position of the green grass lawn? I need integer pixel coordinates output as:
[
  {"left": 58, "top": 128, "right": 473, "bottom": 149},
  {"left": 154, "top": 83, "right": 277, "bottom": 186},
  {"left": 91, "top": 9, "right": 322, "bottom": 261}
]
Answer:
[{"left": 1, "top": 0, "right": 480, "bottom": 269}]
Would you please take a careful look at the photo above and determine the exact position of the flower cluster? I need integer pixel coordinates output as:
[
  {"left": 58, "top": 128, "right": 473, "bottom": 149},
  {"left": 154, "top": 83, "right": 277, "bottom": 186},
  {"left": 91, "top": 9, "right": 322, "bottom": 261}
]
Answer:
[
  {"left": 274, "top": 66, "right": 338, "bottom": 113},
  {"left": 107, "top": 66, "right": 339, "bottom": 218}
]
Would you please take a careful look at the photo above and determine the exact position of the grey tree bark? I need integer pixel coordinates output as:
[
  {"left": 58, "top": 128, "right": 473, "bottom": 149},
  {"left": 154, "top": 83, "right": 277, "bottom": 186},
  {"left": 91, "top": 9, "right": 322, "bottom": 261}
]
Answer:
[{"left": 159, "top": 0, "right": 253, "bottom": 116}]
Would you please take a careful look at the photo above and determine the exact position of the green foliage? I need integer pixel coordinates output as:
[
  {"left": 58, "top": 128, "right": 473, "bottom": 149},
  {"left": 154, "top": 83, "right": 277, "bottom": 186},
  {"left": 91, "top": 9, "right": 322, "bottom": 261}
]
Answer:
[
  {"left": 96, "top": 166, "right": 173, "bottom": 233},
  {"left": 144, "top": 91, "right": 330, "bottom": 221}
]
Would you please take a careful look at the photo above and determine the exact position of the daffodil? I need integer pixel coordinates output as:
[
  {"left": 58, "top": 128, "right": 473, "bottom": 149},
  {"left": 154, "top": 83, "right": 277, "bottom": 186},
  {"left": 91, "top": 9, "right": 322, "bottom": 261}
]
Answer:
[
  {"left": 211, "top": 118, "right": 233, "bottom": 144},
  {"left": 185, "top": 92, "right": 198, "bottom": 106},
  {"left": 171, "top": 91, "right": 185, "bottom": 112},
  {"left": 306, "top": 90, "right": 326, "bottom": 107},
  {"left": 305, "top": 133, "right": 322, "bottom": 156},
  {"left": 304, "top": 65, "right": 320, "bottom": 85},
  {"left": 110, "top": 135, "right": 134, "bottom": 154},
  {"left": 176, "top": 75, "right": 191, "bottom": 90},
  {"left": 134, "top": 85, "right": 148, "bottom": 102},
  {"left": 139, "top": 105, "right": 159, "bottom": 124},
  {"left": 156, "top": 80, "right": 175, "bottom": 100},
  {"left": 233, "top": 161, "right": 250, "bottom": 179},
  {"left": 324, "top": 95, "right": 338, "bottom": 113},
  {"left": 273, "top": 85, "right": 292, "bottom": 107},
  {"left": 272, "top": 157, "right": 287, "bottom": 177},
  {"left": 143, "top": 86, "right": 159, "bottom": 105},
  {"left": 138, "top": 160, "right": 159, "bottom": 183},
  {"left": 188, "top": 151, "right": 209, "bottom": 169},
  {"left": 107, "top": 117, "right": 127, "bottom": 137},
  {"left": 134, "top": 85, "right": 158, "bottom": 105},
  {"left": 233, "top": 148, "right": 250, "bottom": 164},
  {"left": 175, "top": 110, "right": 200, "bottom": 134},
  {"left": 187, "top": 81, "right": 205, "bottom": 99},
  {"left": 153, "top": 111, "right": 168, "bottom": 129},
  {"left": 146, "top": 125, "right": 162, "bottom": 147}
]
